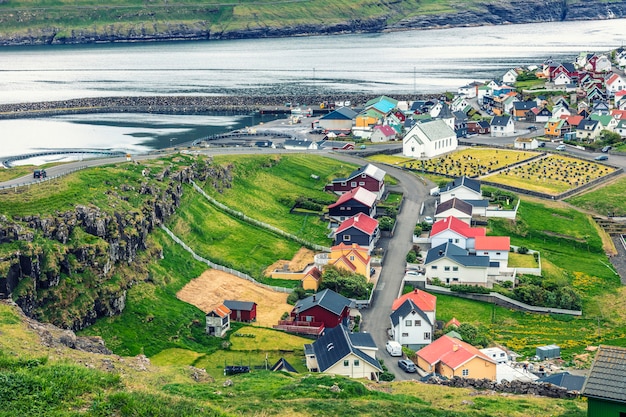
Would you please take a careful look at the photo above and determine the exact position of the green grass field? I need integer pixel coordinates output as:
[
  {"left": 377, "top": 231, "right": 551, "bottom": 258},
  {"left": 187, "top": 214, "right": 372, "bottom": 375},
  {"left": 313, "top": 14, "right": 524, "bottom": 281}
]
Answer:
[
  {"left": 199, "top": 154, "right": 354, "bottom": 246},
  {"left": 168, "top": 184, "right": 302, "bottom": 280},
  {"left": 566, "top": 174, "right": 626, "bottom": 216}
]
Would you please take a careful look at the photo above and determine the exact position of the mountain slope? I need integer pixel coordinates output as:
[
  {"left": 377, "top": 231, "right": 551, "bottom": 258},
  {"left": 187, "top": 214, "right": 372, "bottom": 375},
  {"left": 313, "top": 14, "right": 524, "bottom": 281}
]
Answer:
[{"left": 0, "top": 0, "right": 625, "bottom": 46}]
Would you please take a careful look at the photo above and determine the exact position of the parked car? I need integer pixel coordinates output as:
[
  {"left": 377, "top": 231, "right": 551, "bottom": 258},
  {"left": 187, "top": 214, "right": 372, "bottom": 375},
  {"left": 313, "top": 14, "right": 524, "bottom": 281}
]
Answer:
[
  {"left": 602, "top": 146, "right": 612, "bottom": 153},
  {"left": 595, "top": 155, "right": 608, "bottom": 161},
  {"left": 538, "top": 141, "right": 546, "bottom": 148},
  {"left": 224, "top": 365, "right": 250, "bottom": 376},
  {"left": 528, "top": 125, "right": 537, "bottom": 131},
  {"left": 556, "top": 144, "right": 566, "bottom": 151},
  {"left": 33, "top": 169, "right": 47, "bottom": 179},
  {"left": 398, "top": 359, "right": 417, "bottom": 373},
  {"left": 386, "top": 341, "right": 403, "bottom": 357},
  {"left": 423, "top": 216, "right": 433, "bottom": 225}
]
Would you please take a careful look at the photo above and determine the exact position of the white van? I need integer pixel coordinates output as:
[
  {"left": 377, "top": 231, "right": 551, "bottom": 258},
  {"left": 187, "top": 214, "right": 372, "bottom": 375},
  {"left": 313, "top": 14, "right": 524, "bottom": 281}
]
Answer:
[{"left": 386, "top": 341, "right": 403, "bottom": 357}]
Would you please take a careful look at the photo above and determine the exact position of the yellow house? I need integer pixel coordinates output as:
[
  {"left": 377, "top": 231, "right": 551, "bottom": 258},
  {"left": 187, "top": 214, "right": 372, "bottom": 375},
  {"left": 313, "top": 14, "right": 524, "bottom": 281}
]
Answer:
[
  {"left": 416, "top": 335, "right": 497, "bottom": 380},
  {"left": 327, "top": 243, "right": 371, "bottom": 280},
  {"left": 301, "top": 267, "right": 322, "bottom": 291}
]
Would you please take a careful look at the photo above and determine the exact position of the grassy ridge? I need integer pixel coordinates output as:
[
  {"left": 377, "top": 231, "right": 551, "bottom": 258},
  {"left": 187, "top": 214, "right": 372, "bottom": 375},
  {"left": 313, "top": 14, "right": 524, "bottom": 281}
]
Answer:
[
  {"left": 203, "top": 154, "right": 353, "bottom": 246},
  {"left": 0, "top": 0, "right": 427, "bottom": 35}
]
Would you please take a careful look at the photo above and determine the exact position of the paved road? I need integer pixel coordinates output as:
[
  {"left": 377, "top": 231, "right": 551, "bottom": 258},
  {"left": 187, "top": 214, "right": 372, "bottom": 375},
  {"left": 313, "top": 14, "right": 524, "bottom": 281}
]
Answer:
[{"left": 328, "top": 153, "right": 436, "bottom": 380}]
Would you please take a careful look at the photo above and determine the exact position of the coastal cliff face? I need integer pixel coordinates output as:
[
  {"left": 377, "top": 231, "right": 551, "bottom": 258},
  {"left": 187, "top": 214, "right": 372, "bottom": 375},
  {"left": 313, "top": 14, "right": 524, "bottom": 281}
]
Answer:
[
  {"left": 0, "top": 157, "right": 221, "bottom": 331},
  {"left": 0, "top": 0, "right": 624, "bottom": 46}
]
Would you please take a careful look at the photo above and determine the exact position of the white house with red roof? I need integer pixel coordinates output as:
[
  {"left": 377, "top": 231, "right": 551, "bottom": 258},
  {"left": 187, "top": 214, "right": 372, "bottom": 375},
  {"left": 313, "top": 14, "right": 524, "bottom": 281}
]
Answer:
[
  {"left": 415, "top": 335, "right": 497, "bottom": 380},
  {"left": 430, "top": 216, "right": 485, "bottom": 251},
  {"left": 327, "top": 186, "right": 377, "bottom": 222},
  {"left": 370, "top": 124, "right": 397, "bottom": 143},
  {"left": 333, "top": 213, "right": 380, "bottom": 253},
  {"left": 615, "top": 90, "right": 626, "bottom": 110},
  {"left": 389, "top": 289, "right": 437, "bottom": 349},
  {"left": 606, "top": 73, "right": 626, "bottom": 95},
  {"left": 474, "top": 235, "right": 510, "bottom": 268}
]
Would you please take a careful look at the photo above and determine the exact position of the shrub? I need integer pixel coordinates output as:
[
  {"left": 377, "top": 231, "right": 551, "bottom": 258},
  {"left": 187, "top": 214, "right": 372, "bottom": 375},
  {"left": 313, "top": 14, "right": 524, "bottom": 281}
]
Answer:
[
  {"left": 450, "top": 284, "right": 491, "bottom": 294},
  {"left": 319, "top": 265, "right": 371, "bottom": 299},
  {"left": 517, "top": 246, "right": 529, "bottom": 254},
  {"left": 406, "top": 251, "right": 417, "bottom": 263},
  {"left": 378, "top": 216, "right": 395, "bottom": 231},
  {"left": 287, "top": 286, "right": 307, "bottom": 305},
  {"left": 414, "top": 224, "right": 423, "bottom": 236}
]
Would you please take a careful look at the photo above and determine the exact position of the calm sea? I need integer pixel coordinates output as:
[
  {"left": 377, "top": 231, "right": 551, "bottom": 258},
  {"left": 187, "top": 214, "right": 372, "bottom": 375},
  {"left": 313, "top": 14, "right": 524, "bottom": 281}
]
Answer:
[{"left": 1, "top": 18, "right": 625, "bottom": 161}]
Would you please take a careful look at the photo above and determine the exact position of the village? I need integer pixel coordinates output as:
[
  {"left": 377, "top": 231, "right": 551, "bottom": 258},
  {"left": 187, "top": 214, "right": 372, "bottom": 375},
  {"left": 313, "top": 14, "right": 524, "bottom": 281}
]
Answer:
[{"left": 186, "top": 47, "right": 626, "bottom": 414}]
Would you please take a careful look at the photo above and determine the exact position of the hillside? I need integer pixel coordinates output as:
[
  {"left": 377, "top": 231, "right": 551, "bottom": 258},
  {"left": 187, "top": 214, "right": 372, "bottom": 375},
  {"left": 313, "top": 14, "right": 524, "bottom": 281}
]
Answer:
[
  {"left": 0, "top": 299, "right": 587, "bottom": 416},
  {"left": 0, "top": 0, "right": 625, "bottom": 46}
]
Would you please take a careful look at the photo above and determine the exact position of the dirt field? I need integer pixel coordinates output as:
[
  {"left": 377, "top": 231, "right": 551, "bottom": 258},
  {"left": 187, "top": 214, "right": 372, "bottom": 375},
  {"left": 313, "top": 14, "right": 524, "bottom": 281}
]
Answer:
[
  {"left": 263, "top": 247, "right": 316, "bottom": 276},
  {"left": 176, "top": 269, "right": 293, "bottom": 328}
]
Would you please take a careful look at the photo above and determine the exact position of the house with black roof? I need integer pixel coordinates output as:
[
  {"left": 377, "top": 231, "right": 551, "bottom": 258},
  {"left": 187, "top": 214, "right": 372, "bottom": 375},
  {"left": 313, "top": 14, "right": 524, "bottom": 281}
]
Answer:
[
  {"left": 512, "top": 101, "right": 537, "bottom": 120},
  {"left": 490, "top": 115, "right": 514, "bottom": 137},
  {"left": 223, "top": 300, "right": 257, "bottom": 323},
  {"left": 537, "top": 372, "right": 586, "bottom": 392},
  {"left": 304, "top": 324, "right": 382, "bottom": 380},
  {"left": 439, "top": 176, "right": 482, "bottom": 204},
  {"left": 290, "top": 288, "right": 354, "bottom": 330},
  {"left": 424, "top": 242, "right": 491, "bottom": 286},
  {"left": 582, "top": 345, "right": 626, "bottom": 416},
  {"left": 434, "top": 197, "right": 473, "bottom": 224}
]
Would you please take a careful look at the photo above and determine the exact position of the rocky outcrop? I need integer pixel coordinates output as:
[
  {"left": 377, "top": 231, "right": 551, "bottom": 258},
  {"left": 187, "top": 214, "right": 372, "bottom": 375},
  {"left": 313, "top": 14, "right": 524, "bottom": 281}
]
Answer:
[
  {"left": 0, "top": 0, "right": 625, "bottom": 46},
  {"left": 425, "top": 375, "right": 579, "bottom": 399},
  {"left": 0, "top": 158, "right": 222, "bottom": 331}
]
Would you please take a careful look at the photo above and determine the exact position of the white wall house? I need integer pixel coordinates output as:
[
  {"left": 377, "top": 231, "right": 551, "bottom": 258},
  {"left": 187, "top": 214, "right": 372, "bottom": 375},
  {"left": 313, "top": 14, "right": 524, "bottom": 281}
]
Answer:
[
  {"left": 403, "top": 119, "right": 458, "bottom": 159},
  {"left": 424, "top": 243, "right": 490, "bottom": 286},
  {"left": 390, "top": 298, "right": 435, "bottom": 350},
  {"left": 490, "top": 116, "right": 515, "bottom": 137},
  {"left": 439, "top": 176, "right": 483, "bottom": 204}
]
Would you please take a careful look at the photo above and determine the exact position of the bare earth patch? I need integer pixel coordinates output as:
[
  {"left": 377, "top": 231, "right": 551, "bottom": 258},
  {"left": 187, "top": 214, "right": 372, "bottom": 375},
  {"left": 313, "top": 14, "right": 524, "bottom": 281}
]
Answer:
[
  {"left": 176, "top": 269, "right": 293, "bottom": 328},
  {"left": 263, "top": 247, "right": 316, "bottom": 275}
]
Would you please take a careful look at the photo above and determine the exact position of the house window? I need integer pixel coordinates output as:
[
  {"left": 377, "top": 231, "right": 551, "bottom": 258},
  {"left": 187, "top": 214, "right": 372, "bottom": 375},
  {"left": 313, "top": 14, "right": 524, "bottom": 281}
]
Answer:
[
  {"left": 351, "top": 182, "right": 357, "bottom": 187},
  {"left": 405, "top": 320, "right": 412, "bottom": 327},
  {"left": 402, "top": 333, "right": 409, "bottom": 337},
  {"left": 444, "top": 266, "right": 450, "bottom": 271},
  {"left": 424, "top": 332, "right": 431, "bottom": 340},
  {"left": 452, "top": 278, "right": 459, "bottom": 282},
  {"left": 454, "top": 239, "right": 459, "bottom": 244},
  {"left": 343, "top": 235, "right": 351, "bottom": 241},
  {"left": 414, "top": 320, "right": 421, "bottom": 326},
  {"left": 343, "top": 360, "right": 349, "bottom": 367},
  {"left": 340, "top": 206, "right": 345, "bottom": 210},
  {"left": 359, "top": 182, "right": 365, "bottom": 186},
  {"left": 452, "top": 266, "right": 458, "bottom": 272},
  {"left": 483, "top": 252, "right": 488, "bottom": 255},
  {"left": 496, "top": 252, "right": 501, "bottom": 255},
  {"left": 305, "top": 316, "right": 314, "bottom": 322},
  {"left": 361, "top": 174, "right": 366, "bottom": 178},
  {"left": 448, "top": 238, "right": 453, "bottom": 243},
  {"left": 431, "top": 266, "right": 437, "bottom": 270},
  {"left": 462, "top": 369, "right": 469, "bottom": 376},
  {"left": 349, "top": 255, "right": 355, "bottom": 261},
  {"left": 341, "top": 182, "right": 346, "bottom": 186},
  {"left": 353, "top": 360, "right": 360, "bottom": 367}
]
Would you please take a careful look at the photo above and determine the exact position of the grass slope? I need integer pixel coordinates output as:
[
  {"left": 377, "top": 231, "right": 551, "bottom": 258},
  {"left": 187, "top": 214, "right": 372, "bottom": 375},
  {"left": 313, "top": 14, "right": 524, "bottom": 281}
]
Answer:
[
  {"left": 200, "top": 154, "right": 355, "bottom": 246},
  {"left": 0, "top": 0, "right": 435, "bottom": 37}
]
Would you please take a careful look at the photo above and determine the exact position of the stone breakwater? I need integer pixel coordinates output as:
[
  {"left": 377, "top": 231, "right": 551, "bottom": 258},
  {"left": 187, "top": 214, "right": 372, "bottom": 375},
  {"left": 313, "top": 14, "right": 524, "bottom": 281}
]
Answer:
[{"left": 0, "top": 94, "right": 437, "bottom": 119}]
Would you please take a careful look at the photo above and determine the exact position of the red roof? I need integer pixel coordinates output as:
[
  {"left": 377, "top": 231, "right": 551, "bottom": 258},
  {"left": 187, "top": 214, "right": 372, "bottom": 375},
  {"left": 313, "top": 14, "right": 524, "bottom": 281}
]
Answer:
[
  {"left": 610, "top": 109, "right": 626, "bottom": 120},
  {"left": 446, "top": 317, "right": 461, "bottom": 328},
  {"left": 335, "top": 213, "right": 379, "bottom": 236},
  {"left": 373, "top": 124, "right": 396, "bottom": 137},
  {"left": 417, "top": 335, "right": 495, "bottom": 370},
  {"left": 560, "top": 114, "right": 584, "bottom": 126},
  {"left": 474, "top": 236, "right": 510, "bottom": 251},
  {"left": 430, "top": 216, "right": 485, "bottom": 239},
  {"left": 607, "top": 73, "right": 621, "bottom": 85},
  {"left": 392, "top": 289, "right": 436, "bottom": 312},
  {"left": 328, "top": 186, "right": 377, "bottom": 209},
  {"left": 615, "top": 90, "right": 626, "bottom": 98}
]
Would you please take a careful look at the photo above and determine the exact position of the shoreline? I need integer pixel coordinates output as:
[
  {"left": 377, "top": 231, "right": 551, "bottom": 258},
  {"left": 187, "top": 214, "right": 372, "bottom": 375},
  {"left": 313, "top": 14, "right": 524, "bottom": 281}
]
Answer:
[{"left": 0, "top": 94, "right": 437, "bottom": 119}]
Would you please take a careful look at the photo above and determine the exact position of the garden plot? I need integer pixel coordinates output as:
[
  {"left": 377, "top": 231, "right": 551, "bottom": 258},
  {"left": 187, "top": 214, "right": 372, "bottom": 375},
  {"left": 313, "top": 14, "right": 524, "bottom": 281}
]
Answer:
[{"left": 484, "top": 155, "right": 617, "bottom": 195}]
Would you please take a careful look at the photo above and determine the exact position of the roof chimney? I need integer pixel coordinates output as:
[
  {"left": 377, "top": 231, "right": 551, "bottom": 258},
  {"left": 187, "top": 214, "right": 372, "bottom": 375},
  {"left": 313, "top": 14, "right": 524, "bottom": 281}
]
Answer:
[
  {"left": 439, "top": 250, "right": 443, "bottom": 256},
  {"left": 453, "top": 344, "right": 459, "bottom": 352},
  {"left": 413, "top": 289, "right": 418, "bottom": 294},
  {"left": 313, "top": 294, "right": 316, "bottom": 302}
]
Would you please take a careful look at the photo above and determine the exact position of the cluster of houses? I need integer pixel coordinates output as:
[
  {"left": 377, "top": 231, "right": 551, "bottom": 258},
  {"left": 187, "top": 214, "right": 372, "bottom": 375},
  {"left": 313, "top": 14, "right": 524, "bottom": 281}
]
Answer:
[{"left": 298, "top": 48, "right": 626, "bottom": 158}]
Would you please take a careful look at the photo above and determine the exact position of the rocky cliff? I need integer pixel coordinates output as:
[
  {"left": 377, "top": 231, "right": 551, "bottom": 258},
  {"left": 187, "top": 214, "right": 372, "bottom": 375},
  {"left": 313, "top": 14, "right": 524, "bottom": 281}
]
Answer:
[
  {"left": 0, "top": 0, "right": 625, "bottom": 46},
  {"left": 0, "top": 156, "right": 225, "bottom": 331}
]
